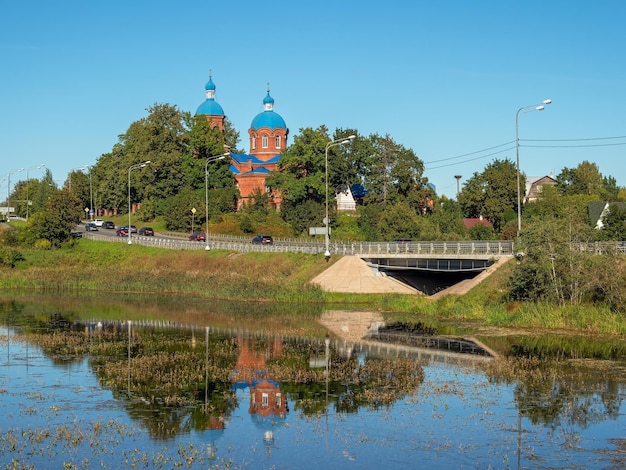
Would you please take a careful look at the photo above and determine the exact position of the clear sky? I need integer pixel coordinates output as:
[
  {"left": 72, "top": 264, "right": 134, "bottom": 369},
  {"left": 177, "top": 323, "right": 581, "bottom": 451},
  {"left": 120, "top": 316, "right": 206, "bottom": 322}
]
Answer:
[{"left": 1, "top": 0, "right": 624, "bottom": 198}]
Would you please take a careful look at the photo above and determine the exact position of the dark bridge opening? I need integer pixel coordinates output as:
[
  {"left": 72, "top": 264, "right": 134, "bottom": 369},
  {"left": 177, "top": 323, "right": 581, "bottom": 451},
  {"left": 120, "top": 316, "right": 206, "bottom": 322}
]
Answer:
[{"left": 384, "top": 270, "right": 479, "bottom": 295}]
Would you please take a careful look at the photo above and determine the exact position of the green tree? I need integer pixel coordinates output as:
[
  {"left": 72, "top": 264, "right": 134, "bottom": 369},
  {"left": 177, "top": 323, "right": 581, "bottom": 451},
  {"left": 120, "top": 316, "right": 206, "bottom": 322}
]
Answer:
[
  {"left": 25, "top": 188, "right": 83, "bottom": 247},
  {"left": 509, "top": 217, "right": 598, "bottom": 305},
  {"left": 557, "top": 161, "right": 604, "bottom": 197},
  {"left": 599, "top": 204, "right": 626, "bottom": 241},
  {"left": 458, "top": 158, "right": 520, "bottom": 232},
  {"left": 266, "top": 126, "right": 332, "bottom": 207}
]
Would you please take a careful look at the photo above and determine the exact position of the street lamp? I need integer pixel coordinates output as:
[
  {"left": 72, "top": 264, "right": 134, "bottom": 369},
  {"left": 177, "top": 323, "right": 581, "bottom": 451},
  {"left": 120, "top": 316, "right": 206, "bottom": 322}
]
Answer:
[
  {"left": 6, "top": 168, "right": 24, "bottom": 220},
  {"left": 68, "top": 165, "right": 88, "bottom": 192},
  {"left": 127, "top": 161, "right": 151, "bottom": 245},
  {"left": 515, "top": 99, "right": 551, "bottom": 237},
  {"left": 25, "top": 164, "right": 45, "bottom": 221},
  {"left": 85, "top": 165, "right": 94, "bottom": 220},
  {"left": 324, "top": 135, "right": 356, "bottom": 260},
  {"left": 204, "top": 153, "right": 228, "bottom": 251}
]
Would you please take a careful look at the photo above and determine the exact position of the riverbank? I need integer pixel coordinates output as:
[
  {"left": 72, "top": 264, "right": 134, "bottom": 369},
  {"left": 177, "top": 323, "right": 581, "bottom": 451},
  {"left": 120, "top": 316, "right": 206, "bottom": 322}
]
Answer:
[{"left": 1, "top": 239, "right": 625, "bottom": 336}]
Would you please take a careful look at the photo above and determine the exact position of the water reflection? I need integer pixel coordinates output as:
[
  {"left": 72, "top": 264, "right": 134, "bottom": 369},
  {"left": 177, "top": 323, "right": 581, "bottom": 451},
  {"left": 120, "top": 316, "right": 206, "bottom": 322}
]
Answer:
[{"left": 1, "top": 297, "right": 625, "bottom": 468}]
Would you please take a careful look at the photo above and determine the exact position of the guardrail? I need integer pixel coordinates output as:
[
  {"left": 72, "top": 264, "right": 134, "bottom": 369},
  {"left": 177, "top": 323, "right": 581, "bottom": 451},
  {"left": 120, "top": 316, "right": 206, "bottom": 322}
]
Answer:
[{"left": 82, "top": 232, "right": 515, "bottom": 257}]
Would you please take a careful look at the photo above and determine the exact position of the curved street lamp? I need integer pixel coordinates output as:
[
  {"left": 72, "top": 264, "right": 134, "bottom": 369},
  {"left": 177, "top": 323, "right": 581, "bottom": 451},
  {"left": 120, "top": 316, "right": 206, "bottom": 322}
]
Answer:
[
  {"left": 324, "top": 135, "right": 356, "bottom": 260},
  {"left": 6, "top": 168, "right": 24, "bottom": 220},
  {"left": 204, "top": 153, "right": 229, "bottom": 251},
  {"left": 127, "top": 161, "right": 151, "bottom": 245},
  {"left": 516, "top": 99, "right": 551, "bottom": 236},
  {"left": 25, "top": 164, "right": 45, "bottom": 221}
]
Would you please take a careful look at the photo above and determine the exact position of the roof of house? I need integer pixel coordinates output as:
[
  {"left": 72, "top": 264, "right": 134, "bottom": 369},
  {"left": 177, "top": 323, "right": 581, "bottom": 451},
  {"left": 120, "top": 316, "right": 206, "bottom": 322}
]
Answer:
[
  {"left": 463, "top": 217, "right": 493, "bottom": 230},
  {"left": 588, "top": 201, "right": 626, "bottom": 227}
]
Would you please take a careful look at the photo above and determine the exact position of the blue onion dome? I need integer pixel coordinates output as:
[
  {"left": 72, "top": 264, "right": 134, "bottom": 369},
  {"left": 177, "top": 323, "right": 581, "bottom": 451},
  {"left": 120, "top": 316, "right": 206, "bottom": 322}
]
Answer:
[
  {"left": 195, "top": 72, "right": 225, "bottom": 116},
  {"left": 251, "top": 87, "right": 286, "bottom": 130}
]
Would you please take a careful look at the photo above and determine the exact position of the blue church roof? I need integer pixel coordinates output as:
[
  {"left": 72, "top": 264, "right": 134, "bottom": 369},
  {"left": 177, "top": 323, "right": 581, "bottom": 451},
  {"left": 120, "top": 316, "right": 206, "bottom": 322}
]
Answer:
[
  {"left": 231, "top": 153, "right": 280, "bottom": 164},
  {"left": 196, "top": 100, "right": 224, "bottom": 116},
  {"left": 250, "top": 111, "right": 286, "bottom": 130}
]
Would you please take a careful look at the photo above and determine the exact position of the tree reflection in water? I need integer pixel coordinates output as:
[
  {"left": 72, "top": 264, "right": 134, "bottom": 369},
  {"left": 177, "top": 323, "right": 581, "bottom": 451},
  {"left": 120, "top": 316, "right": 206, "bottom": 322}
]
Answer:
[{"left": 1, "top": 301, "right": 625, "bottom": 468}]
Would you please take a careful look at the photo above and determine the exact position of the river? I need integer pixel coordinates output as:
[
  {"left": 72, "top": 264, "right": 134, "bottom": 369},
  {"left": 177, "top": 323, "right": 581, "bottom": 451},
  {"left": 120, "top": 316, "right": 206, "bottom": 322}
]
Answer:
[{"left": 1, "top": 293, "right": 625, "bottom": 469}]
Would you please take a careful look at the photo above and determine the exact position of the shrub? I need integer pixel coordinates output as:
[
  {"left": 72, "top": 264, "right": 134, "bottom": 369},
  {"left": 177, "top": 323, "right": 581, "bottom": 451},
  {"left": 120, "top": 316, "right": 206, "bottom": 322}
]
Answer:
[{"left": 0, "top": 247, "right": 24, "bottom": 268}]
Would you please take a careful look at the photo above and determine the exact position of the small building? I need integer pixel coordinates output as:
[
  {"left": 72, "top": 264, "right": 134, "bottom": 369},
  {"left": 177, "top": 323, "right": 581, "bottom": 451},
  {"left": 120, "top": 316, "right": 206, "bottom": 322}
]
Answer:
[
  {"left": 525, "top": 175, "right": 558, "bottom": 203},
  {"left": 462, "top": 215, "right": 493, "bottom": 231},
  {"left": 589, "top": 201, "right": 626, "bottom": 229},
  {"left": 335, "top": 184, "right": 356, "bottom": 212}
]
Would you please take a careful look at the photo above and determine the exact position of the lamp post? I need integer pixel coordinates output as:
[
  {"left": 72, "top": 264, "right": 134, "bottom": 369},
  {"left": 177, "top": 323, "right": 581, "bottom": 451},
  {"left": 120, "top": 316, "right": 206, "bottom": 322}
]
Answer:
[
  {"left": 85, "top": 165, "right": 94, "bottom": 220},
  {"left": 127, "top": 161, "right": 151, "bottom": 245},
  {"left": 515, "top": 99, "right": 551, "bottom": 236},
  {"left": 25, "top": 164, "right": 45, "bottom": 221},
  {"left": 6, "top": 168, "right": 24, "bottom": 220},
  {"left": 324, "top": 135, "right": 356, "bottom": 260},
  {"left": 68, "top": 165, "right": 88, "bottom": 192},
  {"left": 204, "top": 153, "right": 228, "bottom": 251}
]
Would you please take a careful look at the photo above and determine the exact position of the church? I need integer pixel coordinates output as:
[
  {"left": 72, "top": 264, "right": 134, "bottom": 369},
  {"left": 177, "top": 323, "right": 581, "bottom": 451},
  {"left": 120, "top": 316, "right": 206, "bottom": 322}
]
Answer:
[{"left": 195, "top": 73, "right": 289, "bottom": 210}]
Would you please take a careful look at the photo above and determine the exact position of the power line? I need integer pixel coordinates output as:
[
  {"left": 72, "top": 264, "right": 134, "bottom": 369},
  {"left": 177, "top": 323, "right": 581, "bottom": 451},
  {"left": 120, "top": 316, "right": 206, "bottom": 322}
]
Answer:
[
  {"left": 422, "top": 134, "right": 625, "bottom": 171},
  {"left": 521, "top": 135, "right": 626, "bottom": 142},
  {"left": 425, "top": 146, "right": 515, "bottom": 171},
  {"left": 522, "top": 142, "right": 626, "bottom": 148},
  {"left": 424, "top": 141, "right": 514, "bottom": 165}
]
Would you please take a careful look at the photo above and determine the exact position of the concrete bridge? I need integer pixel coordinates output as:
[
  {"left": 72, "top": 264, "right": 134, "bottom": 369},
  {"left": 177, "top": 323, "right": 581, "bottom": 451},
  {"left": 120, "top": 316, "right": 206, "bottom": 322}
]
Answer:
[{"left": 84, "top": 231, "right": 513, "bottom": 273}]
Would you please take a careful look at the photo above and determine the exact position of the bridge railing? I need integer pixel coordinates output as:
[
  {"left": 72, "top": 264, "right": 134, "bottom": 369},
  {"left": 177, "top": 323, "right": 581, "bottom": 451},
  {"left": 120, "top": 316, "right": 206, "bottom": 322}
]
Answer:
[{"left": 83, "top": 232, "right": 515, "bottom": 257}]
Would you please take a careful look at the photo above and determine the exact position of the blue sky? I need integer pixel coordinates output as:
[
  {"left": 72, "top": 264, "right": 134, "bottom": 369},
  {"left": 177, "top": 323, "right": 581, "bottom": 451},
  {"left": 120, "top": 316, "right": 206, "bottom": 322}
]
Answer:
[{"left": 1, "top": 0, "right": 624, "bottom": 198}]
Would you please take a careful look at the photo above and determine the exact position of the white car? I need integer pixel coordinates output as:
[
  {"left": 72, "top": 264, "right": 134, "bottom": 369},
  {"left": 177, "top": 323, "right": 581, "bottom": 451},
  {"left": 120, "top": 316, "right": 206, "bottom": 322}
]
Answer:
[{"left": 93, "top": 219, "right": 104, "bottom": 227}]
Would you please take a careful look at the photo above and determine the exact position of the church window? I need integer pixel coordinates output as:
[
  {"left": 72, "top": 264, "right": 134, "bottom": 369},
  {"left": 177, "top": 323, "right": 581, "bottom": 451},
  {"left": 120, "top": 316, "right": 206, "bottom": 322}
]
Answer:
[
  {"left": 262, "top": 393, "right": 269, "bottom": 407},
  {"left": 262, "top": 136, "right": 268, "bottom": 148},
  {"left": 275, "top": 135, "right": 281, "bottom": 148},
  {"left": 252, "top": 135, "right": 256, "bottom": 150}
]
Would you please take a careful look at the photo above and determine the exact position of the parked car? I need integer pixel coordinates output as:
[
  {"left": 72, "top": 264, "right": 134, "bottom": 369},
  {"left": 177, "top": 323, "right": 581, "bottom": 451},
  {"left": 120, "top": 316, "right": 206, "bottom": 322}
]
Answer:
[
  {"left": 102, "top": 221, "right": 115, "bottom": 229},
  {"left": 116, "top": 227, "right": 128, "bottom": 236},
  {"left": 252, "top": 234, "right": 274, "bottom": 245},
  {"left": 85, "top": 222, "right": 98, "bottom": 231},
  {"left": 93, "top": 219, "right": 104, "bottom": 227},
  {"left": 70, "top": 231, "right": 83, "bottom": 239},
  {"left": 189, "top": 232, "right": 206, "bottom": 242},
  {"left": 138, "top": 227, "right": 154, "bottom": 236}
]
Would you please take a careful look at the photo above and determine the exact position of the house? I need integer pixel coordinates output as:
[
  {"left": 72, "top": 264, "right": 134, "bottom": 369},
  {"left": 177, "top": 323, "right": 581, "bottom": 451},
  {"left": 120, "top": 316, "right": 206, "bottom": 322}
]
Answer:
[
  {"left": 589, "top": 201, "right": 626, "bottom": 229},
  {"left": 335, "top": 184, "right": 356, "bottom": 212},
  {"left": 525, "top": 175, "right": 558, "bottom": 203},
  {"left": 462, "top": 215, "right": 493, "bottom": 231}
]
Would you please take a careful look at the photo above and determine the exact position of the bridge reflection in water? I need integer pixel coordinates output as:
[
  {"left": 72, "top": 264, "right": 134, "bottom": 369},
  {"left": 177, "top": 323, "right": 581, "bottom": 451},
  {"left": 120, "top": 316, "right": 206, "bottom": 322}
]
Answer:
[{"left": 86, "top": 318, "right": 495, "bottom": 368}]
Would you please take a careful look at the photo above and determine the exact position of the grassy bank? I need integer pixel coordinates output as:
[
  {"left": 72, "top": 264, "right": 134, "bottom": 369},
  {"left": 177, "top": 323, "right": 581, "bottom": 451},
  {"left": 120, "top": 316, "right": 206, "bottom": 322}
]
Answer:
[{"left": 1, "top": 239, "right": 625, "bottom": 335}]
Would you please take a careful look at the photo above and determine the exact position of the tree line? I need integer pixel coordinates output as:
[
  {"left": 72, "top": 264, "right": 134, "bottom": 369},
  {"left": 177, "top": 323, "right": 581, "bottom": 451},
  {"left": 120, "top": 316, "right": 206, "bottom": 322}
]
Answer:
[{"left": 4, "top": 102, "right": 626, "bottom": 313}]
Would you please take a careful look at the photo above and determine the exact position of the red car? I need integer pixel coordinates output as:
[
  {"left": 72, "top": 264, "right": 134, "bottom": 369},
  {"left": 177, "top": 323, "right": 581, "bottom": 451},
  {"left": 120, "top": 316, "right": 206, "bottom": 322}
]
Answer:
[
  {"left": 189, "top": 232, "right": 206, "bottom": 242},
  {"left": 116, "top": 227, "right": 128, "bottom": 236}
]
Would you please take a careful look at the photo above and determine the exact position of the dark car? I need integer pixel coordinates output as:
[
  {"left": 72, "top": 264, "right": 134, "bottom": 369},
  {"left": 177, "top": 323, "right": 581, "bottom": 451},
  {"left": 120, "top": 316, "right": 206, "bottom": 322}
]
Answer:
[
  {"left": 138, "top": 227, "right": 154, "bottom": 236},
  {"left": 102, "top": 221, "right": 115, "bottom": 229},
  {"left": 252, "top": 234, "right": 273, "bottom": 245},
  {"left": 189, "top": 232, "right": 206, "bottom": 242},
  {"left": 85, "top": 222, "right": 98, "bottom": 231},
  {"left": 116, "top": 227, "right": 128, "bottom": 236}
]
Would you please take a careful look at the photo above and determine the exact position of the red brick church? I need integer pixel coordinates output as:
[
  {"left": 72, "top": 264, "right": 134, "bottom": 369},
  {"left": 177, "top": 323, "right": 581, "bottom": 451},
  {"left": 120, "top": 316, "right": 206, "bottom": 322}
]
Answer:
[{"left": 196, "top": 73, "right": 289, "bottom": 210}]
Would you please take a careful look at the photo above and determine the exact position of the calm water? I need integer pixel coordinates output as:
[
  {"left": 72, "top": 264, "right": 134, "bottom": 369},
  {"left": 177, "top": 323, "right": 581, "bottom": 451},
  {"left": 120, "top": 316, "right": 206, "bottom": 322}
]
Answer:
[{"left": 1, "top": 297, "right": 625, "bottom": 469}]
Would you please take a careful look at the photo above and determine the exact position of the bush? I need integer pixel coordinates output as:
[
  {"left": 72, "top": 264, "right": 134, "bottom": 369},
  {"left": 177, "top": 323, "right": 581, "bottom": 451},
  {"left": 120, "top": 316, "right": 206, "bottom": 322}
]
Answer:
[{"left": 0, "top": 247, "right": 24, "bottom": 268}]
